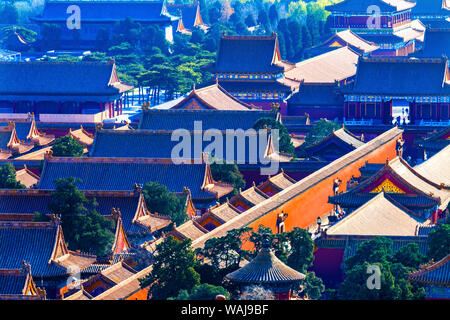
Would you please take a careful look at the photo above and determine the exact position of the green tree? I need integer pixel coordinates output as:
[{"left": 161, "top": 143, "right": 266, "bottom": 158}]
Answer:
[
  {"left": 303, "top": 271, "right": 325, "bottom": 300},
  {"left": 170, "top": 283, "right": 230, "bottom": 300},
  {"left": 0, "top": 3, "right": 18, "bottom": 24},
  {"left": 345, "top": 237, "right": 392, "bottom": 270},
  {"left": 245, "top": 13, "right": 257, "bottom": 27},
  {"left": 286, "top": 227, "right": 315, "bottom": 273},
  {"left": 302, "top": 120, "right": 341, "bottom": 149},
  {"left": 339, "top": 262, "right": 401, "bottom": 300},
  {"left": 32, "top": 211, "right": 51, "bottom": 222},
  {"left": 49, "top": 177, "right": 115, "bottom": 256},
  {"left": 0, "top": 26, "right": 36, "bottom": 51},
  {"left": 40, "top": 23, "right": 62, "bottom": 51},
  {"left": 140, "top": 236, "right": 201, "bottom": 299},
  {"left": 210, "top": 161, "right": 245, "bottom": 196},
  {"left": 197, "top": 227, "right": 252, "bottom": 271},
  {"left": 427, "top": 224, "right": 450, "bottom": 261},
  {"left": 0, "top": 163, "right": 25, "bottom": 189},
  {"left": 142, "top": 182, "right": 187, "bottom": 226},
  {"left": 391, "top": 242, "right": 427, "bottom": 268},
  {"left": 253, "top": 117, "right": 295, "bottom": 155},
  {"left": 71, "top": 209, "right": 115, "bottom": 256},
  {"left": 338, "top": 237, "right": 425, "bottom": 300},
  {"left": 51, "top": 136, "right": 84, "bottom": 157}
]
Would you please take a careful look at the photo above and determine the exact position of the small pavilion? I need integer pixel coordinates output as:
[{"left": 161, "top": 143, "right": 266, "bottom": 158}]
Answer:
[{"left": 225, "top": 237, "right": 305, "bottom": 300}]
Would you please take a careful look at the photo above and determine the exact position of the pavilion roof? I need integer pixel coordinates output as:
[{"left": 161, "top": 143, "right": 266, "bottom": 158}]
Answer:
[
  {"left": 167, "top": 2, "right": 205, "bottom": 31},
  {"left": 172, "top": 219, "right": 208, "bottom": 241},
  {"left": 329, "top": 192, "right": 441, "bottom": 209},
  {"left": 32, "top": 0, "right": 175, "bottom": 23},
  {"left": 414, "top": 145, "right": 450, "bottom": 187},
  {"left": 325, "top": 0, "right": 415, "bottom": 13},
  {"left": 418, "top": 29, "right": 450, "bottom": 58},
  {"left": 0, "top": 220, "right": 95, "bottom": 277},
  {"left": 92, "top": 264, "right": 153, "bottom": 300},
  {"left": 266, "top": 171, "right": 297, "bottom": 190},
  {"left": 217, "top": 79, "right": 295, "bottom": 93},
  {"left": 284, "top": 47, "right": 359, "bottom": 84},
  {"left": 0, "top": 189, "right": 154, "bottom": 234},
  {"left": 288, "top": 83, "right": 345, "bottom": 106},
  {"left": 334, "top": 30, "right": 379, "bottom": 52},
  {"left": 409, "top": 254, "right": 450, "bottom": 286},
  {"left": 90, "top": 129, "right": 274, "bottom": 163},
  {"left": 38, "top": 157, "right": 231, "bottom": 200},
  {"left": 389, "top": 157, "right": 450, "bottom": 208},
  {"left": 170, "top": 83, "right": 252, "bottom": 111},
  {"left": 15, "top": 166, "right": 39, "bottom": 188},
  {"left": 0, "top": 267, "right": 44, "bottom": 300},
  {"left": 69, "top": 126, "right": 94, "bottom": 146},
  {"left": 305, "top": 128, "right": 365, "bottom": 155},
  {"left": 208, "top": 34, "right": 285, "bottom": 74},
  {"left": 235, "top": 185, "right": 270, "bottom": 207},
  {"left": 205, "top": 202, "right": 241, "bottom": 224},
  {"left": 77, "top": 261, "right": 137, "bottom": 299},
  {"left": 326, "top": 192, "right": 429, "bottom": 236},
  {"left": 417, "top": 127, "right": 450, "bottom": 151},
  {"left": 225, "top": 246, "right": 305, "bottom": 284},
  {"left": 333, "top": 157, "right": 448, "bottom": 210},
  {"left": 411, "top": 0, "right": 450, "bottom": 16},
  {"left": 0, "top": 61, "right": 133, "bottom": 98},
  {"left": 307, "top": 30, "right": 379, "bottom": 55},
  {"left": 138, "top": 109, "right": 278, "bottom": 131},
  {"left": 346, "top": 57, "right": 450, "bottom": 96},
  {"left": 0, "top": 269, "right": 29, "bottom": 296}
]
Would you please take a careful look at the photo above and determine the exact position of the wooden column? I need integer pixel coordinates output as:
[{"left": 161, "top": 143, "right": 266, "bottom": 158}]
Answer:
[{"left": 344, "top": 101, "right": 348, "bottom": 120}]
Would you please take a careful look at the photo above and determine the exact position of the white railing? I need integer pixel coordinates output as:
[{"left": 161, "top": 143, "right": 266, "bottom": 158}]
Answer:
[
  {"left": 343, "top": 118, "right": 374, "bottom": 126},
  {"left": 418, "top": 119, "right": 450, "bottom": 126}
]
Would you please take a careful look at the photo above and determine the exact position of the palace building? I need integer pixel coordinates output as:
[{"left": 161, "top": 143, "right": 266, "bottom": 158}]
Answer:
[
  {"left": 0, "top": 61, "right": 133, "bottom": 123},
  {"left": 37, "top": 156, "right": 233, "bottom": 209},
  {"left": 410, "top": 0, "right": 450, "bottom": 28},
  {"left": 206, "top": 34, "right": 299, "bottom": 114},
  {"left": 138, "top": 108, "right": 278, "bottom": 131},
  {"left": 325, "top": 0, "right": 424, "bottom": 56},
  {"left": 167, "top": 0, "right": 208, "bottom": 35},
  {"left": 0, "top": 219, "right": 97, "bottom": 298},
  {"left": 304, "top": 29, "right": 379, "bottom": 57},
  {"left": 0, "top": 263, "right": 46, "bottom": 300},
  {"left": 409, "top": 254, "right": 450, "bottom": 299},
  {"left": 341, "top": 57, "right": 450, "bottom": 125},
  {"left": 284, "top": 47, "right": 359, "bottom": 85},
  {"left": 0, "top": 189, "right": 172, "bottom": 241},
  {"left": 31, "top": 0, "right": 178, "bottom": 49},
  {"left": 64, "top": 261, "right": 137, "bottom": 299},
  {"left": 415, "top": 127, "right": 450, "bottom": 159},
  {"left": 89, "top": 128, "right": 292, "bottom": 164},
  {"left": 327, "top": 192, "right": 431, "bottom": 237},
  {"left": 162, "top": 82, "right": 253, "bottom": 111},
  {"left": 0, "top": 117, "right": 55, "bottom": 159},
  {"left": 416, "top": 27, "right": 450, "bottom": 57},
  {"left": 330, "top": 156, "right": 449, "bottom": 219},
  {"left": 303, "top": 127, "right": 365, "bottom": 162}
]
